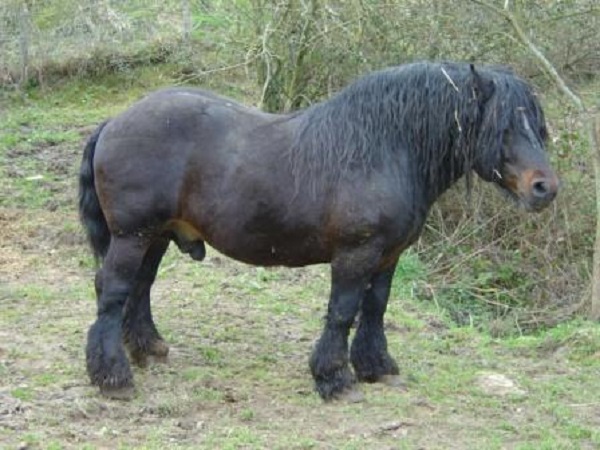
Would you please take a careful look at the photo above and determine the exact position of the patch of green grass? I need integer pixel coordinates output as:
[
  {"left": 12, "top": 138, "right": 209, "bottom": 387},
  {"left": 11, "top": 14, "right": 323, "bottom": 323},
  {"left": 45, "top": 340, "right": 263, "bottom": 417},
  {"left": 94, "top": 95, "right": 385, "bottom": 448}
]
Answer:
[
  {"left": 32, "top": 372, "right": 60, "bottom": 387},
  {"left": 20, "top": 433, "right": 42, "bottom": 447},
  {"left": 182, "top": 366, "right": 205, "bottom": 382},
  {"left": 502, "top": 319, "right": 600, "bottom": 364},
  {"left": 0, "top": 177, "right": 55, "bottom": 208},
  {"left": 565, "top": 423, "right": 593, "bottom": 440},
  {"left": 6, "top": 284, "right": 62, "bottom": 304},
  {"left": 203, "top": 425, "right": 267, "bottom": 449},
  {"left": 11, "top": 387, "right": 34, "bottom": 401},
  {"left": 239, "top": 407, "right": 255, "bottom": 421},
  {"left": 190, "top": 385, "right": 223, "bottom": 402},
  {"left": 2, "top": 128, "right": 79, "bottom": 150}
]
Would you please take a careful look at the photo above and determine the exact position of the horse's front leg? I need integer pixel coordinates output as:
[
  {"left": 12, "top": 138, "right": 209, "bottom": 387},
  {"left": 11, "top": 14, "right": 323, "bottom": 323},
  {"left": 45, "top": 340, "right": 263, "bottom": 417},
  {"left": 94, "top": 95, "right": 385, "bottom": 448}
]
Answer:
[
  {"left": 86, "top": 235, "right": 148, "bottom": 398},
  {"left": 309, "top": 249, "right": 377, "bottom": 401},
  {"left": 350, "top": 262, "right": 401, "bottom": 386}
]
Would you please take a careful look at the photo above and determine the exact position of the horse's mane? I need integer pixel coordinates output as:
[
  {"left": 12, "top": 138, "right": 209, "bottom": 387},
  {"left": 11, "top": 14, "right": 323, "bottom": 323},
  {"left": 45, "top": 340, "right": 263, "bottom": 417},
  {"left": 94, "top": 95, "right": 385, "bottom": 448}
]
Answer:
[{"left": 288, "top": 61, "right": 547, "bottom": 198}]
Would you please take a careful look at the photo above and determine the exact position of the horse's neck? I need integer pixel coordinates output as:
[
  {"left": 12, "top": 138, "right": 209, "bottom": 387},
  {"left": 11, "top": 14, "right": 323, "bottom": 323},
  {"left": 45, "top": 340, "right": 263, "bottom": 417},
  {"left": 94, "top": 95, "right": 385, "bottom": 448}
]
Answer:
[{"left": 419, "top": 148, "right": 469, "bottom": 207}]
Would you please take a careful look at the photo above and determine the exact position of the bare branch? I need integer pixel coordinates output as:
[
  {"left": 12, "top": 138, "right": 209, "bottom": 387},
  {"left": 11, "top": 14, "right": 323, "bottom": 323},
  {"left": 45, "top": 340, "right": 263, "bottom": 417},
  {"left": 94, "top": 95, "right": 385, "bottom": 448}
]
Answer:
[{"left": 470, "top": 0, "right": 584, "bottom": 111}]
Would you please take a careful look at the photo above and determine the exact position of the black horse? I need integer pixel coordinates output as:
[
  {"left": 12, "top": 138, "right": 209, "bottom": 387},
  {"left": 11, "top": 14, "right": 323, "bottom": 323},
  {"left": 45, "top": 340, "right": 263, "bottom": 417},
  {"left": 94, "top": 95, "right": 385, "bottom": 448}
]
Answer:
[{"left": 79, "top": 61, "right": 558, "bottom": 401}]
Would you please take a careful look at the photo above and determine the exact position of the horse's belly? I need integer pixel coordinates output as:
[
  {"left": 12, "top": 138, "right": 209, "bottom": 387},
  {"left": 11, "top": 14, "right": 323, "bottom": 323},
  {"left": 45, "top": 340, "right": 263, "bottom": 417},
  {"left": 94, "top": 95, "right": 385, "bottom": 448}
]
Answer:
[
  {"left": 185, "top": 191, "right": 331, "bottom": 267},
  {"left": 207, "top": 233, "right": 331, "bottom": 267}
]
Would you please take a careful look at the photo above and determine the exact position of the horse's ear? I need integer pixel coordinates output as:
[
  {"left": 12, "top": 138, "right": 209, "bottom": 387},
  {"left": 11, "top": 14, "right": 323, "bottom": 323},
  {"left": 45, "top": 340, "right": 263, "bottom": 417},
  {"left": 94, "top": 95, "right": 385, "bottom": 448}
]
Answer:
[{"left": 470, "top": 64, "right": 495, "bottom": 103}]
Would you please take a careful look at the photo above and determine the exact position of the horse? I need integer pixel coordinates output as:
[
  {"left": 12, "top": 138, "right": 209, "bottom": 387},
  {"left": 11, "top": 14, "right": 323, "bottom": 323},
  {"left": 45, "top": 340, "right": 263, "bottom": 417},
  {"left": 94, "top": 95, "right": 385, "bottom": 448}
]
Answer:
[{"left": 79, "top": 61, "right": 558, "bottom": 401}]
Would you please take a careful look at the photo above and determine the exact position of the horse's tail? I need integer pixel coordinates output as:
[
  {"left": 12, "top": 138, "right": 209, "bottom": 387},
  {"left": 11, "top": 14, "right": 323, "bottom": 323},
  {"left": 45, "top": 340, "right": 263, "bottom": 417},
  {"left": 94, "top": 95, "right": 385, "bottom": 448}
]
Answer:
[{"left": 79, "top": 120, "right": 110, "bottom": 262}]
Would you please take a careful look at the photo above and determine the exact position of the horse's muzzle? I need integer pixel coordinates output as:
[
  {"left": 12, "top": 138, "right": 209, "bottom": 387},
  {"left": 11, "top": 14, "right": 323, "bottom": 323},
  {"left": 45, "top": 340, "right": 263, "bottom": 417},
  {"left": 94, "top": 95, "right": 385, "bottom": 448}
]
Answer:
[{"left": 524, "top": 171, "right": 559, "bottom": 212}]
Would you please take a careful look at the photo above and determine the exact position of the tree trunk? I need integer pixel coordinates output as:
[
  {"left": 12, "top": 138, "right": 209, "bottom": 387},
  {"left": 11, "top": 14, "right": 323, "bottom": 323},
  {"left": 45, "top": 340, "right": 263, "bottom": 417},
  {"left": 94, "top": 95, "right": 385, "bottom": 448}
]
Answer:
[
  {"left": 182, "top": 0, "right": 192, "bottom": 47},
  {"left": 591, "top": 114, "right": 600, "bottom": 319},
  {"left": 18, "top": 3, "right": 30, "bottom": 89}
]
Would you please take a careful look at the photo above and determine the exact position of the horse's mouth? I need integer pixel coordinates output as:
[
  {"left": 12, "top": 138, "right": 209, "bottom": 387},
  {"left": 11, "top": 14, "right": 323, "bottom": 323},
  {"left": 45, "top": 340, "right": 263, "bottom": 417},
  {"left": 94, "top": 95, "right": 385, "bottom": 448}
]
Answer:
[
  {"left": 522, "top": 197, "right": 554, "bottom": 213},
  {"left": 497, "top": 185, "right": 555, "bottom": 213}
]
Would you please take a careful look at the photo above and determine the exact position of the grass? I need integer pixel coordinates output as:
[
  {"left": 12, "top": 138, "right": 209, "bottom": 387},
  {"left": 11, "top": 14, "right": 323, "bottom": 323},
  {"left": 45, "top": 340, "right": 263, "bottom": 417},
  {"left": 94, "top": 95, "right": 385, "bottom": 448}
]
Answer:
[{"left": 1, "top": 64, "right": 599, "bottom": 449}]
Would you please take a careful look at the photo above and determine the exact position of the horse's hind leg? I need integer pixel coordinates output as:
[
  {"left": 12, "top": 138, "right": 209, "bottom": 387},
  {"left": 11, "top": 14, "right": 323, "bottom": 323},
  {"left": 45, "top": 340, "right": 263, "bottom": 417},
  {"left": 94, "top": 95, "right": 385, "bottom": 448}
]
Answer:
[
  {"left": 350, "top": 263, "right": 401, "bottom": 386},
  {"left": 86, "top": 235, "right": 149, "bottom": 398},
  {"left": 123, "top": 238, "right": 170, "bottom": 368}
]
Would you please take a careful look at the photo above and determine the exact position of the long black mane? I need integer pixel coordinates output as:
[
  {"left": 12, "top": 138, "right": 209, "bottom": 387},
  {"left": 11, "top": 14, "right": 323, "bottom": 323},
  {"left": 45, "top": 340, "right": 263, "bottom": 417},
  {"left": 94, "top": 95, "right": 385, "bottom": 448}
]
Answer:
[{"left": 289, "top": 61, "right": 547, "bottom": 198}]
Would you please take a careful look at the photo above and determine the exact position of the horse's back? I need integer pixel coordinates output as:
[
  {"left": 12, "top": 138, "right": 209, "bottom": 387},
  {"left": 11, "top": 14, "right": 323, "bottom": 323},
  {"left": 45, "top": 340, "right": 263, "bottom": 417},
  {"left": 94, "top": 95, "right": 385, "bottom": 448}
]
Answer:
[{"left": 99, "top": 87, "right": 276, "bottom": 145}]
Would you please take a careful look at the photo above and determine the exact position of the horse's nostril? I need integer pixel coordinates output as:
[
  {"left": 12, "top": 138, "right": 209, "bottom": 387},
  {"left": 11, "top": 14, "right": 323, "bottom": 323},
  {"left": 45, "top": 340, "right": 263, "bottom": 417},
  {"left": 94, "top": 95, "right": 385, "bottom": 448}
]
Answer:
[
  {"left": 532, "top": 180, "right": 548, "bottom": 197},
  {"left": 531, "top": 178, "right": 558, "bottom": 200}
]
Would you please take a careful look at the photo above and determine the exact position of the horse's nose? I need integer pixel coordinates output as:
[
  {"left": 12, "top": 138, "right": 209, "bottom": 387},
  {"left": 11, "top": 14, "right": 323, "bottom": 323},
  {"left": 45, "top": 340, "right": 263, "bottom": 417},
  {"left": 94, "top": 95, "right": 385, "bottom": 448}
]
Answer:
[{"left": 531, "top": 176, "right": 558, "bottom": 202}]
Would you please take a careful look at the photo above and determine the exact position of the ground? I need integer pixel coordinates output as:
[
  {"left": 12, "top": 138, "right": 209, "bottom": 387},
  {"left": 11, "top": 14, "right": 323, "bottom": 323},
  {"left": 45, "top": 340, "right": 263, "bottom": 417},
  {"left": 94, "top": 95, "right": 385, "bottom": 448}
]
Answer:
[{"left": 1, "top": 73, "right": 599, "bottom": 449}]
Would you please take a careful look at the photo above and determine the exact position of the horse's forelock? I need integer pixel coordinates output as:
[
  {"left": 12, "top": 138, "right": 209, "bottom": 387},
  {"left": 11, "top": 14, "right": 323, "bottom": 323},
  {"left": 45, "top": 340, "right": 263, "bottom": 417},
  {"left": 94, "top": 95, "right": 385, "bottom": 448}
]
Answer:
[{"left": 474, "top": 71, "right": 547, "bottom": 180}]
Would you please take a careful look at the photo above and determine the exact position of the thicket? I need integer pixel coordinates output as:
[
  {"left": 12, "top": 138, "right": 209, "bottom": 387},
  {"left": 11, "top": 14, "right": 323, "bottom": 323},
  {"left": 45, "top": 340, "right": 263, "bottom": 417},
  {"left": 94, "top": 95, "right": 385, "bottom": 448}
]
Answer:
[{"left": 1, "top": 0, "right": 598, "bottom": 333}]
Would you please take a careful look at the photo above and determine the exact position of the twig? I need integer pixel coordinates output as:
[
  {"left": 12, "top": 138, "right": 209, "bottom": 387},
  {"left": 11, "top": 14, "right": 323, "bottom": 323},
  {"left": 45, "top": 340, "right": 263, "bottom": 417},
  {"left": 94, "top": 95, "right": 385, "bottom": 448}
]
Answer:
[
  {"left": 441, "top": 67, "right": 459, "bottom": 92},
  {"left": 176, "top": 59, "right": 256, "bottom": 84},
  {"left": 258, "top": 25, "right": 273, "bottom": 110}
]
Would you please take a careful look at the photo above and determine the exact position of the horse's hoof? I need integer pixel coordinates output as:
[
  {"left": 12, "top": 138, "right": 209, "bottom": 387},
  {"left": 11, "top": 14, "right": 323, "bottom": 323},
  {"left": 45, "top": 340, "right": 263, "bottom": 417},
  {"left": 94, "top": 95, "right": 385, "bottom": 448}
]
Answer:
[
  {"left": 331, "top": 386, "right": 365, "bottom": 403},
  {"left": 127, "top": 339, "right": 169, "bottom": 367},
  {"left": 149, "top": 339, "right": 170, "bottom": 358},
  {"left": 378, "top": 374, "right": 406, "bottom": 389},
  {"left": 151, "top": 354, "right": 169, "bottom": 364},
  {"left": 129, "top": 350, "right": 149, "bottom": 368},
  {"left": 99, "top": 385, "right": 135, "bottom": 400}
]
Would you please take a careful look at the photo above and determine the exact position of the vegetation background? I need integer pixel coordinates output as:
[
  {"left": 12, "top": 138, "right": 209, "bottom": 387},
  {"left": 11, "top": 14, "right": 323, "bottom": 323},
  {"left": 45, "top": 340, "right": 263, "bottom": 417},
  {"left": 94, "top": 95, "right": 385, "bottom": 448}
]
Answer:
[{"left": 0, "top": 1, "right": 599, "bottom": 449}]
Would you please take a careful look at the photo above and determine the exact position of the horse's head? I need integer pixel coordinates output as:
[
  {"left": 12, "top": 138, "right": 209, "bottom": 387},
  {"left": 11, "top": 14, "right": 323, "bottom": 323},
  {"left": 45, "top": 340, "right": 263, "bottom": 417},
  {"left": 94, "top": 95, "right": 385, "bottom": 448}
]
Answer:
[
  {"left": 492, "top": 112, "right": 558, "bottom": 212},
  {"left": 471, "top": 66, "right": 559, "bottom": 212}
]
